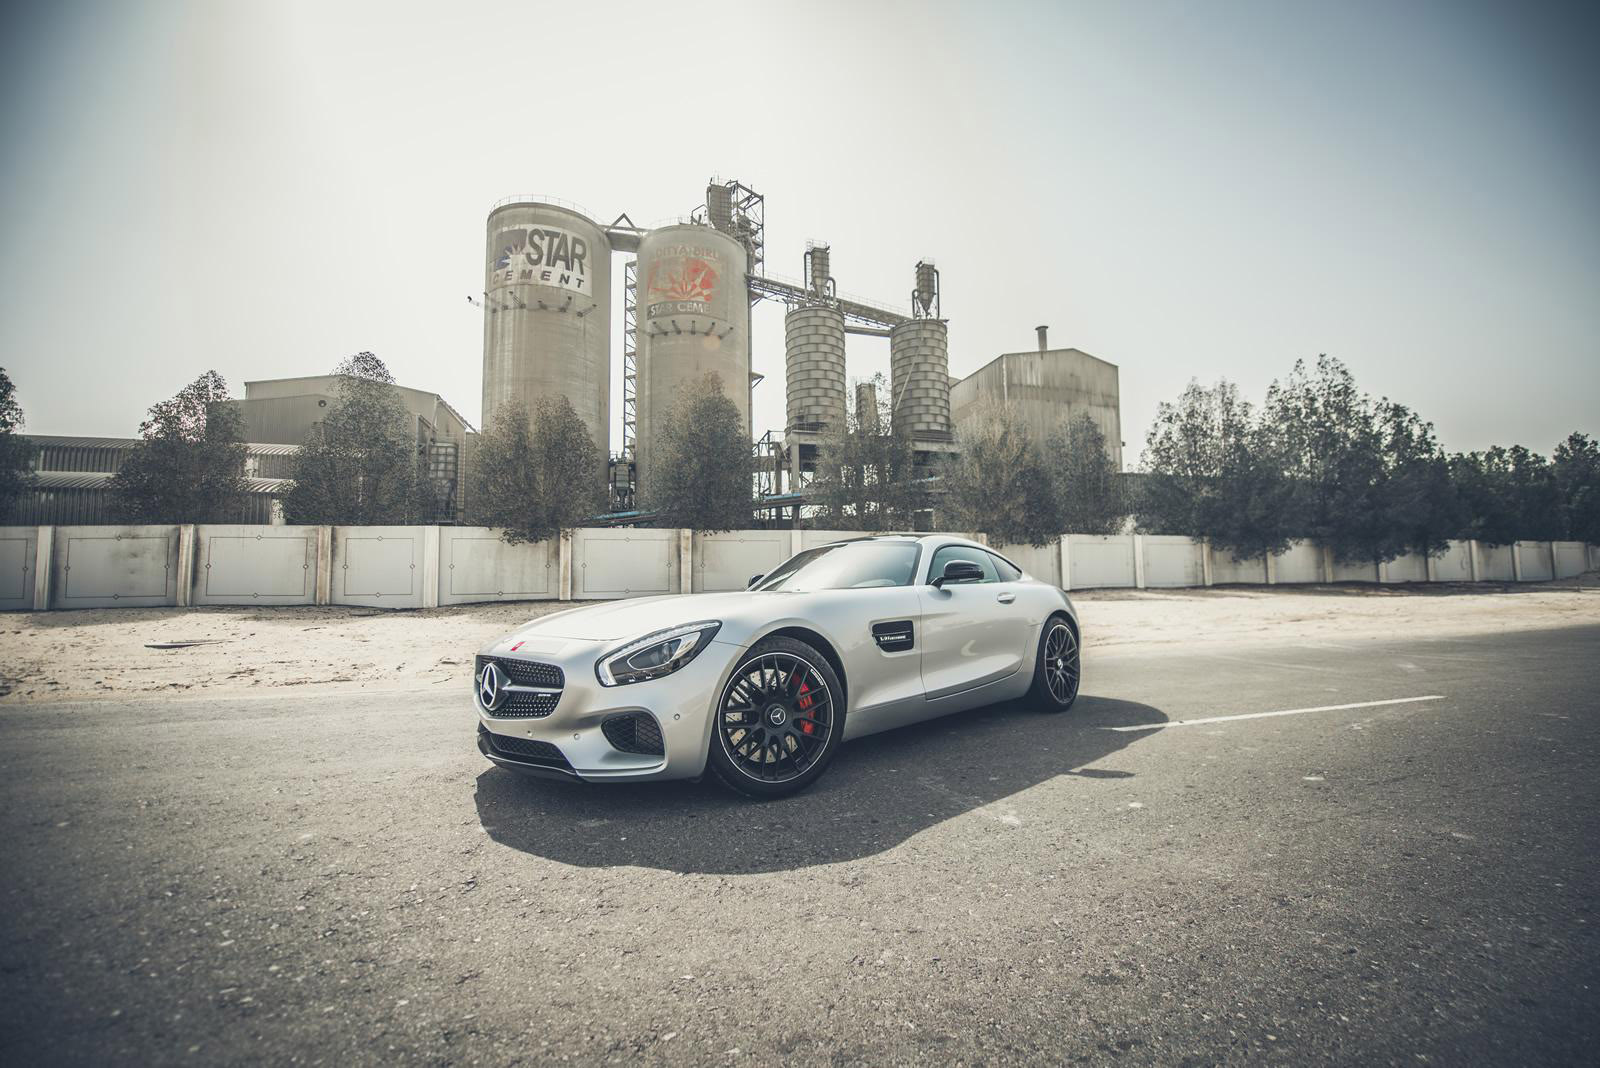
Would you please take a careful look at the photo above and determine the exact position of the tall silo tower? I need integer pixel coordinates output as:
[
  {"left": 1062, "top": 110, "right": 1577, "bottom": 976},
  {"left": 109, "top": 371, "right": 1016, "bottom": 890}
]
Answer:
[
  {"left": 634, "top": 222, "right": 750, "bottom": 504},
  {"left": 784, "top": 305, "right": 847, "bottom": 434},
  {"left": 481, "top": 201, "right": 611, "bottom": 484},
  {"left": 890, "top": 261, "right": 951, "bottom": 440}
]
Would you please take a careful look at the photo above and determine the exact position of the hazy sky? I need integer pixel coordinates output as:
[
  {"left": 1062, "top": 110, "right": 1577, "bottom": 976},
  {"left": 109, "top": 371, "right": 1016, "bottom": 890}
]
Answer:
[{"left": 3, "top": 0, "right": 1596, "bottom": 463}]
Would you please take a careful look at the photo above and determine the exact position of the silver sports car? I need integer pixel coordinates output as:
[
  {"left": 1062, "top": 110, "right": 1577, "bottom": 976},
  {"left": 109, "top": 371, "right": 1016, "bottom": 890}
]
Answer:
[{"left": 474, "top": 534, "right": 1081, "bottom": 798}]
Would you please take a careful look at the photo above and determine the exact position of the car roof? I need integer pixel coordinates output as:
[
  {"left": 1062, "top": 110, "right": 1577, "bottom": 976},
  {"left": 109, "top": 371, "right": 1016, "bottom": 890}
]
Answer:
[{"left": 818, "top": 533, "right": 983, "bottom": 548}]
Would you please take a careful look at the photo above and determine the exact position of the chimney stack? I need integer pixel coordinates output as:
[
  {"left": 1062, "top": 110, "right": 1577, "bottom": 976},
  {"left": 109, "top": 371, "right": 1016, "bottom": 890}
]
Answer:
[
  {"left": 856, "top": 381, "right": 880, "bottom": 433},
  {"left": 1036, "top": 325, "right": 1049, "bottom": 352}
]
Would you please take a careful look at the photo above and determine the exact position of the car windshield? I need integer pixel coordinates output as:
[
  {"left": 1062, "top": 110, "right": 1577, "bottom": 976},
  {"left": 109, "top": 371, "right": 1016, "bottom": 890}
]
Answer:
[{"left": 754, "top": 541, "right": 920, "bottom": 592}]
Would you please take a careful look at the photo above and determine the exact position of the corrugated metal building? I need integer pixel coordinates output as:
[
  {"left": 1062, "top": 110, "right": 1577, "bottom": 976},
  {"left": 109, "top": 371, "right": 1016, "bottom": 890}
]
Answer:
[{"left": 8, "top": 464, "right": 286, "bottom": 525}]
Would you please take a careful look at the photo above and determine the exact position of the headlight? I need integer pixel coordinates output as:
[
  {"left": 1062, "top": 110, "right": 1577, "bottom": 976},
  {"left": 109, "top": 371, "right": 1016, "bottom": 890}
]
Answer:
[{"left": 595, "top": 621, "right": 722, "bottom": 687}]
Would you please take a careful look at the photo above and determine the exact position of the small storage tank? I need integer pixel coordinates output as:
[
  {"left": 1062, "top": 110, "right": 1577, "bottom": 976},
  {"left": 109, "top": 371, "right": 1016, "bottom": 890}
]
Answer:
[
  {"left": 480, "top": 201, "right": 610, "bottom": 482},
  {"left": 784, "top": 305, "right": 847, "bottom": 435},
  {"left": 889, "top": 318, "right": 952, "bottom": 439},
  {"left": 635, "top": 223, "right": 750, "bottom": 502}
]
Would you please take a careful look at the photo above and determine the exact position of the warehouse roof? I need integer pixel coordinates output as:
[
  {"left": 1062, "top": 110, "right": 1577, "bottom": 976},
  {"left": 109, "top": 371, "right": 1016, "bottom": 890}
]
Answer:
[
  {"left": 32, "top": 471, "right": 291, "bottom": 494},
  {"left": 26, "top": 435, "right": 301, "bottom": 456}
]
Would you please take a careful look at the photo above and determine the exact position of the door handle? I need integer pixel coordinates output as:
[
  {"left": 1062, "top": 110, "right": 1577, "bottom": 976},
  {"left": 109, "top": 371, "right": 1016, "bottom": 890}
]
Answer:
[{"left": 996, "top": 592, "right": 1016, "bottom": 603}]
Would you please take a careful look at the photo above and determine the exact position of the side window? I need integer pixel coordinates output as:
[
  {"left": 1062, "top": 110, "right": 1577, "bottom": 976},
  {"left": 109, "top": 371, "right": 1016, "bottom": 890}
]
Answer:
[
  {"left": 987, "top": 552, "right": 1023, "bottom": 582},
  {"left": 929, "top": 545, "right": 999, "bottom": 584}
]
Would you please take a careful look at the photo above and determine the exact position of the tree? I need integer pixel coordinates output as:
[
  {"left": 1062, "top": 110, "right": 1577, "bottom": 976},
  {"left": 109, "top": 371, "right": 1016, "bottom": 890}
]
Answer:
[
  {"left": 1450, "top": 448, "right": 1520, "bottom": 546},
  {"left": 108, "top": 370, "right": 248, "bottom": 523},
  {"left": 1046, "top": 412, "right": 1127, "bottom": 535},
  {"left": 0, "top": 368, "right": 35, "bottom": 521},
  {"left": 1372, "top": 400, "right": 1463, "bottom": 560},
  {"left": 1553, "top": 432, "right": 1600, "bottom": 543},
  {"left": 468, "top": 397, "right": 604, "bottom": 543},
  {"left": 1139, "top": 379, "right": 1294, "bottom": 560},
  {"left": 1264, "top": 355, "right": 1396, "bottom": 565},
  {"left": 1506, "top": 445, "right": 1563, "bottom": 541},
  {"left": 941, "top": 402, "right": 1063, "bottom": 546},
  {"left": 809, "top": 374, "right": 929, "bottom": 530},
  {"left": 283, "top": 352, "right": 427, "bottom": 525},
  {"left": 646, "top": 373, "right": 751, "bottom": 532}
]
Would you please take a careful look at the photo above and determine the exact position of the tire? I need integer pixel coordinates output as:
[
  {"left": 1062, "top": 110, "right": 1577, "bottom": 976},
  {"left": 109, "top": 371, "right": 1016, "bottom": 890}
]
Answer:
[
  {"left": 1029, "top": 614, "right": 1080, "bottom": 713},
  {"left": 706, "top": 636, "right": 846, "bottom": 799}
]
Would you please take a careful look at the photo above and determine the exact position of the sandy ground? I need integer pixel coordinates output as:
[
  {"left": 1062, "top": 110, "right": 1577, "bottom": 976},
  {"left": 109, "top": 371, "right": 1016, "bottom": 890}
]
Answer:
[{"left": 2, "top": 577, "right": 1596, "bottom": 705}]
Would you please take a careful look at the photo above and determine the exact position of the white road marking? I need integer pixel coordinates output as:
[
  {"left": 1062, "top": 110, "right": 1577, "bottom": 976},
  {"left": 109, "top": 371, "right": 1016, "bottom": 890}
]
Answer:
[{"left": 1103, "top": 695, "right": 1447, "bottom": 732}]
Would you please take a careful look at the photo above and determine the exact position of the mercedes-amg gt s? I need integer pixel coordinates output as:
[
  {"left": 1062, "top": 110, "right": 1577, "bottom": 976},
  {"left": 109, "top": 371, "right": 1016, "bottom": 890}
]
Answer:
[{"left": 474, "top": 535, "right": 1080, "bottom": 797}]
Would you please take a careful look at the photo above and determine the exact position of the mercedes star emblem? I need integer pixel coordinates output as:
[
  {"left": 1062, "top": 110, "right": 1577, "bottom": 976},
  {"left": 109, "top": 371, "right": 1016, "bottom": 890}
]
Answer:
[{"left": 479, "top": 662, "right": 506, "bottom": 711}]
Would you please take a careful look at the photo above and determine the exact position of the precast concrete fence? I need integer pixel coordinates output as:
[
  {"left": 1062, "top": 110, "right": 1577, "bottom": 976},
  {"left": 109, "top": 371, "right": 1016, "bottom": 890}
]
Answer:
[{"left": 0, "top": 525, "right": 1595, "bottom": 612}]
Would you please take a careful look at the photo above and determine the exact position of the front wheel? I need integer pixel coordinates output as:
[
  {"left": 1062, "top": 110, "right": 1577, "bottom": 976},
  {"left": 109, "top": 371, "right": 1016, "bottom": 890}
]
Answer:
[
  {"left": 706, "top": 636, "right": 845, "bottom": 799},
  {"left": 1029, "top": 616, "right": 1080, "bottom": 712}
]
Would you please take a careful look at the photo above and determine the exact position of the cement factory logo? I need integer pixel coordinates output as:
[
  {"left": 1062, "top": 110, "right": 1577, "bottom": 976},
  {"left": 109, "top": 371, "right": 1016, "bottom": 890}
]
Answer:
[
  {"left": 491, "top": 224, "right": 591, "bottom": 295},
  {"left": 646, "top": 247, "right": 720, "bottom": 318}
]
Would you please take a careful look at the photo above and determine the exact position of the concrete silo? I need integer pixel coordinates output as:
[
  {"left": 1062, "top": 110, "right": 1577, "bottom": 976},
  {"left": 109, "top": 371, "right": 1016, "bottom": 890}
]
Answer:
[
  {"left": 784, "top": 305, "right": 847, "bottom": 434},
  {"left": 480, "top": 201, "right": 611, "bottom": 482},
  {"left": 889, "top": 318, "right": 952, "bottom": 439},
  {"left": 634, "top": 223, "right": 750, "bottom": 503}
]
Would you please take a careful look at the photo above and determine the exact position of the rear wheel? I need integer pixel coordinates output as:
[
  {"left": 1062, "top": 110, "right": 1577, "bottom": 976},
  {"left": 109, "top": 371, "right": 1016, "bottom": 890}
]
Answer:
[
  {"left": 1029, "top": 615, "right": 1080, "bottom": 712},
  {"left": 706, "top": 636, "right": 844, "bottom": 799}
]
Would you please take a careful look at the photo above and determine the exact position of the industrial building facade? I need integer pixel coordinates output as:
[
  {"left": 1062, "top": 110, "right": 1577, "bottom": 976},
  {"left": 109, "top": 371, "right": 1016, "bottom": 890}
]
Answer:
[
  {"left": 949, "top": 337, "right": 1124, "bottom": 470},
  {"left": 9, "top": 375, "right": 476, "bottom": 526}
]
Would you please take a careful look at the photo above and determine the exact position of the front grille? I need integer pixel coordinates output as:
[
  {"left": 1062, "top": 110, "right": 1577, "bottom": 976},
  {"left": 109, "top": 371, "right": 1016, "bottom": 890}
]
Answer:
[
  {"left": 476, "top": 655, "right": 564, "bottom": 718},
  {"left": 601, "top": 713, "right": 665, "bottom": 756},
  {"left": 501, "top": 691, "right": 559, "bottom": 717},
  {"left": 480, "top": 726, "right": 572, "bottom": 770},
  {"left": 478, "top": 656, "right": 564, "bottom": 689}
]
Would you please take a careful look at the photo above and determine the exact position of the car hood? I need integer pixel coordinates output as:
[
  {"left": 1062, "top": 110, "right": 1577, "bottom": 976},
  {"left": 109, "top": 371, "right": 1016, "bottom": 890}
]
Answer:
[{"left": 501, "top": 592, "right": 781, "bottom": 644}]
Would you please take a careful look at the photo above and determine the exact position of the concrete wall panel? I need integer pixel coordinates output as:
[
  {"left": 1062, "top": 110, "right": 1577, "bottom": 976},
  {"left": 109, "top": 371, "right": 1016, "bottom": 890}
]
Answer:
[
  {"left": 1516, "top": 541, "right": 1554, "bottom": 582},
  {"left": 1552, "top": 541, "right": 1586, "bottom": 579},
  {"left": 1432, "top": 541, "right": 1473, "bottom": 582},
  {"left": 695, "top": 531, "right": 791, "bottom": 593},
  {"left": 1332, "top": 557, "right": 1379, "bottom": 583},
  {"left": 800, "top": 529, "right": 864, "bottom": 550},
  {"left": 332, "top": 527, "right": 424, "bottom": 608},
  {"left": 1141, "top": 536, "right": 1202, "bottom": 588},
  {"left": 1386, "top": 553, "right": 1429, "bottom": 583},
  {"left": 1478, "top": 543, "right": 1515, "bottom": 582},
  {"left": 52, "top": 525, "right": 179, "bottom": 608},
  {"left": 1272, "top": 541, "right": 1322, "bottom": 584},
  {"left": 995, "top": 542, "right": 1060, "bottom": 586},
  {"left": 0, "top": 527, "right": 38, "bottom": 611},
  {"left": 440, "top": 529, "right": 554, "bottom": 605},
  {"left": 1211, "top": 549, "right": 1267, "bottom": 585},
  {"left": 573, "top": 528, "right": 677, "bottom": 599},
  {"left": 195, "top": 525, "right": 317, "bottom": 605},
  {"left": 1069, "top": 535, "right": 1135, "bottom": 589}
]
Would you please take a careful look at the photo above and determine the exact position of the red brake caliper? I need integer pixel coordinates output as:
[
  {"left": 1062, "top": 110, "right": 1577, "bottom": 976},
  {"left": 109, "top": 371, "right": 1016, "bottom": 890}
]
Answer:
[{"left": 797, "top": 678, "right": 815, "bottom": 733}]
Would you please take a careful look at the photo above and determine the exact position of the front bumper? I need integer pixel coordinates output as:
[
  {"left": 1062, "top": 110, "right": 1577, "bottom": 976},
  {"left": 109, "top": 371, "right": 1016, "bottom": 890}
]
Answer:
[{"left": 475, "top": 635, "right": 738, "bottom": 783}]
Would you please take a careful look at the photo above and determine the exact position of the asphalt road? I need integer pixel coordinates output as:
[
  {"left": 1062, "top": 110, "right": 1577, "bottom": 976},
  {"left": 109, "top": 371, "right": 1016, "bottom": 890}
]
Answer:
[{"left": 2, "top": 623, "right": 1597, "bottom": 1066}]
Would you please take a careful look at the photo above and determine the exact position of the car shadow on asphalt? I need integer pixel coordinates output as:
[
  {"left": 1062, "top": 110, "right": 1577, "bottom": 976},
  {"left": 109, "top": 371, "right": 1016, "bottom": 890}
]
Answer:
[{"left": 473, "top": 695, "right": 1166, "bottom": 874}]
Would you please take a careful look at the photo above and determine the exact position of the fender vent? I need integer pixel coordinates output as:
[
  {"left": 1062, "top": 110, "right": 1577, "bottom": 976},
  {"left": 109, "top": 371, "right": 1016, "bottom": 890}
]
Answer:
[{"left": 871, "top": 620, "right": 915, "bottom": 651}]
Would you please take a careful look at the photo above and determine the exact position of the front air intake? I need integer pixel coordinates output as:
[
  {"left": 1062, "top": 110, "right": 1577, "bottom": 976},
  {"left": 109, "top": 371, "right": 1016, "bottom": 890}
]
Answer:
[{"left": 601, "top": 713, "right": 665, "bottom": 756}]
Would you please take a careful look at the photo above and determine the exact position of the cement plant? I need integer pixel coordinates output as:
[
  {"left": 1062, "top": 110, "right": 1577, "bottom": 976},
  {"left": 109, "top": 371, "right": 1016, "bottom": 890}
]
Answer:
[
  {"left": 476, "top": 178, "right": 1122, "bottom": 522},
  {"left": 10, "top": 178, "right": 1123, "bottom": 529}
]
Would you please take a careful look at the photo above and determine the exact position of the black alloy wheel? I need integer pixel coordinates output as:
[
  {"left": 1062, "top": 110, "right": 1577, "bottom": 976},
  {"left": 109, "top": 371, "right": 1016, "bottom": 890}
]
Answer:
[
  {"left": 707, "top": 636, "right": 844, "bottom": 798},
  {"left": 1030, "top": 616, "right": 1081, "bottom": 712}
]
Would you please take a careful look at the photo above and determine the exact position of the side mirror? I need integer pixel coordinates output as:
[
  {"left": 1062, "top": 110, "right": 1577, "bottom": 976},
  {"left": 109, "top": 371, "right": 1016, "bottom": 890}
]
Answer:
[
  {"left": 747, "top": 574, "right": 765, "bottom": 589},
  {"left": 931, "top": 559, "right": 984, "bottom": 589}
]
